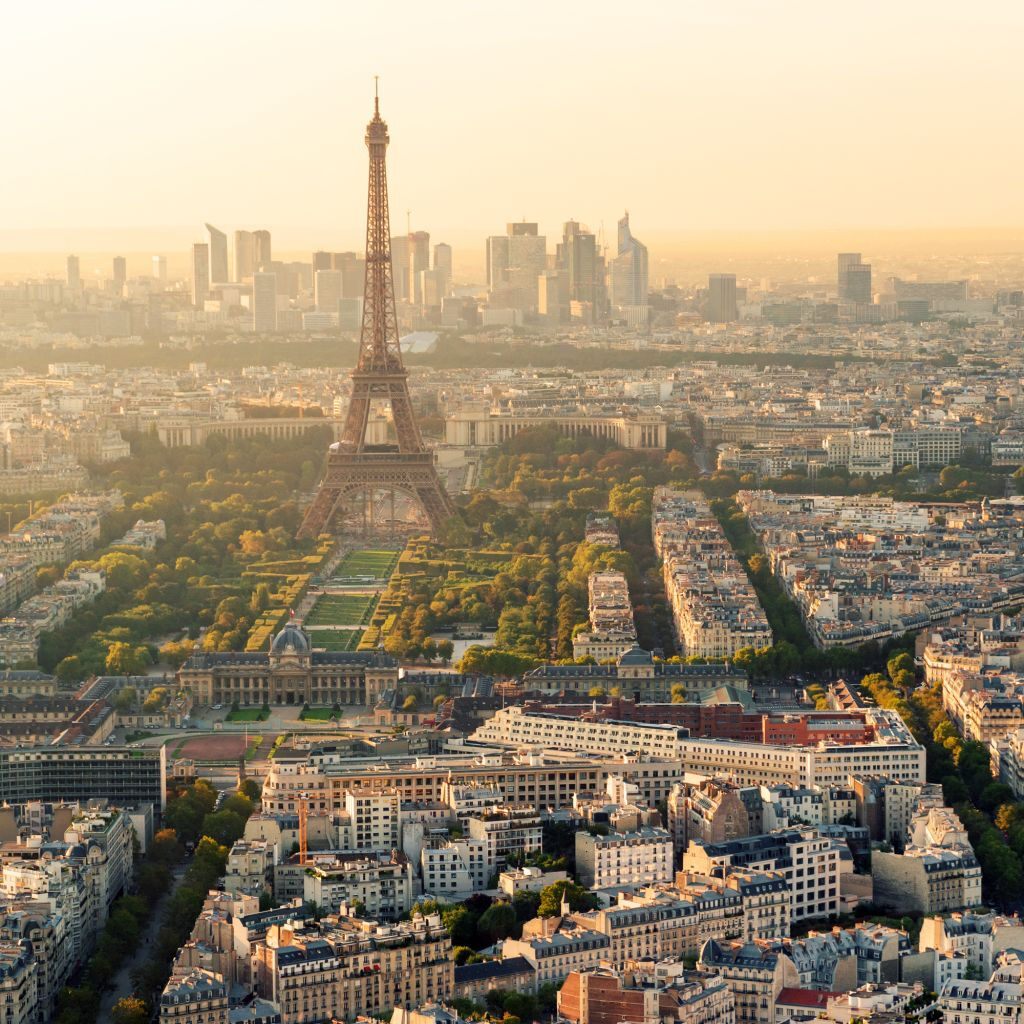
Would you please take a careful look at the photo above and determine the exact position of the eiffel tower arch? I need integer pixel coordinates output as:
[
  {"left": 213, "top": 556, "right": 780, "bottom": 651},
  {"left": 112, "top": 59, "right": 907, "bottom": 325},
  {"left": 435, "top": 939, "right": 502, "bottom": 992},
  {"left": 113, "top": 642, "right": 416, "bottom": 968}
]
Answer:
[{"left": 298, "top": 93, "right": 455, "bottom": 539}]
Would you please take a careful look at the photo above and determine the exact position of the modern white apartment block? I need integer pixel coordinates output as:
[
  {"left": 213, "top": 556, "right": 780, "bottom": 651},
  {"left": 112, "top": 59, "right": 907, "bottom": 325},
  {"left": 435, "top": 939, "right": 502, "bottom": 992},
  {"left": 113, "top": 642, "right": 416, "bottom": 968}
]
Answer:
[{"left": 575, "top": 826, "right": 674, "bottom": 889}]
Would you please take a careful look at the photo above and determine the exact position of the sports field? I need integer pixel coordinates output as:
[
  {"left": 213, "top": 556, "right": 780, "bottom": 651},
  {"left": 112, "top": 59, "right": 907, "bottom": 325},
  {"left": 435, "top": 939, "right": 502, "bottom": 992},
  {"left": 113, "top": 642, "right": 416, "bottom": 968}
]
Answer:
[
  {"left": 306, "top": 628, "right": 364, "bottom": 651},
  {"left": 305, "top": 593, "right": 377, "bottom": 626},
  {"left": 334, "top": 548, "right": 400, "bottom": 579}
]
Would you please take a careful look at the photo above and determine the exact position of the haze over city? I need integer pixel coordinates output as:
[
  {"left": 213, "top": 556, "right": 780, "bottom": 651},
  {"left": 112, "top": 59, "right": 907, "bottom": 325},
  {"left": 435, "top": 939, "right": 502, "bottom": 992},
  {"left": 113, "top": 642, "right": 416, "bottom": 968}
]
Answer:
[{"left": 6, "top": 6, "right": 1024, "bottom": 1024}]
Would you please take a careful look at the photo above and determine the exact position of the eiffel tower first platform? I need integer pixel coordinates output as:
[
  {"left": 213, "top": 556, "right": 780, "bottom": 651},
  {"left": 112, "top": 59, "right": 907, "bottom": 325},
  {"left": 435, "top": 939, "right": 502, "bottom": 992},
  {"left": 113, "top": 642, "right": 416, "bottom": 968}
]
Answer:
[{"left": 297, "top": 94, "right": 455, "bottom": 539}]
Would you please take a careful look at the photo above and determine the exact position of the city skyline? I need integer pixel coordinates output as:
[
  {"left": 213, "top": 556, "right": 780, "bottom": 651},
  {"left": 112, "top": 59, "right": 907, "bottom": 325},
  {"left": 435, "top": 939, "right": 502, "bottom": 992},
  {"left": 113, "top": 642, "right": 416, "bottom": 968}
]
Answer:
[{"left": 6, "top": 1, "right": 1024, "bottom": 244}]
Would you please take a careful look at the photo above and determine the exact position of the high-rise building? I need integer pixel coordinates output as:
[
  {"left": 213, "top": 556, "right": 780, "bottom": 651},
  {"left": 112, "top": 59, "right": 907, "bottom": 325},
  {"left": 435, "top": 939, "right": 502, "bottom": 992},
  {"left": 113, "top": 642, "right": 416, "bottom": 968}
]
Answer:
[
  {"left": 335, "top": 252, "right": 365, "bottom": 297},
  {"left": 845, "top": 264, "right": 872, "bottom": 304},
  {"left": 538, "top": 269, "right": 568, "bottom": 322},
  {"left": 408, "top": 230, "right": 430, "bottom": 304},
  {"left": 252, "top": 272, "right": 277, "bottom": 332},
  {"left": 235, "top": 230, "right": 254, "bottom": 281},
  {"left": 112, "top": 256, "right": 126, "bottom": 294},
  {"left": 253, "top": 230, "right": 272, "bottom": 271},
  {"left": 433, "top": 242, "right": 453, "bottom": 281},
  {"left": 315, "top": 269, "right": 344, "bottom": 314},
  {"left": 312, "top": 251, "right": 333, "bottom": 274},
  {"left": 837, "top": 252, "right": 872, "bottom": 302},
  {"left": 191, "top": 243, "right": 210, "bottom": 309},
  {"left": 66, "top": 255, "right": 80, "bottom": 290},
  {"left": 708, "top": 273, "right": 738, "bottom": 322},
  {"left": 557, "top": 221, "right": 605, "bottom": 315},
  {"left": 152, "top": 255, "right": 167, "bottom": 284},
  {"left": 609, "top": 211, "right": 649, "bottom": 309},
  {"left": 391, "top": 235, "right": 410, "bottom": 301},
  {"left": 205, "top": 224, "right": 228, "bottom": 284},
  {"left": 487, "top": 222, "right": 547, "bottom": 311}
]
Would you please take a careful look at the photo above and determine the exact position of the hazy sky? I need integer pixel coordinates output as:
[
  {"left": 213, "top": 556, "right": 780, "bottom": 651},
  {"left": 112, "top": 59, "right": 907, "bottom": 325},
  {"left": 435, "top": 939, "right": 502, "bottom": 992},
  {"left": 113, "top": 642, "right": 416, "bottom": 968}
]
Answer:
[{"left": 5, "top": 0, "right": 1024, "bottom": 250}]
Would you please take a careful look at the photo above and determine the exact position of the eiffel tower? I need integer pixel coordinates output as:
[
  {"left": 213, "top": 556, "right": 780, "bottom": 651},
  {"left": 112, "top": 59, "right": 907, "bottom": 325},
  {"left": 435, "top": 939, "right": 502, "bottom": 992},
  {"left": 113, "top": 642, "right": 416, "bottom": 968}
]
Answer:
[{"left": 298, "top": 91, "right": 455, "bottom": 539}]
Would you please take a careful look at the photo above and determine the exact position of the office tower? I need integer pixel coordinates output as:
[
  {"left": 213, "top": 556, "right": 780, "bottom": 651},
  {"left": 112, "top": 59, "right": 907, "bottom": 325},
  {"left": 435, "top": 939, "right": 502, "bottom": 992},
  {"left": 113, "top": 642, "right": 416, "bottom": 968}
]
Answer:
[
  {"left": 406, "top": 230, "right": 430, "bottom": 304},
  {"left": 312, "top": 251, "right": 334, "bottom": 274},
  {"left": 486, "top": 234, "right": 510, "bottom": 290},
  {"left": 609, "top": 211, "right": 649, "bottom": 308},
  {"left": 391, "top": 235, "right": 410, "bottom": 301},
  {"left": 844, "top": 263, "right": 872, "bottom": 303},
  {"left": 66, "top": 255, "right": 80, "bottom": 290},
  {"left": 298, "top": 93, "right": 454, "bottom": 538},
  {"left": 433, "top": 242, "right": 452, "bottom": 281},
  {"left": 334, "top": 252, "right": 366, "bottom": 296},
  {"left": 191, "top": 243, "right": 210, "bottom": 308},
  {"left": 420, "top": 268, "right": 449, "bottom": 307},
  {"left": 557, "top": 221, "right": 605, "bottom": 314},
  {"left": 315, "top": 269, "right": 344, "bottom": 313},
  {"left": 486, "top": 222, "right": 547, "bottom": 311},
  {"left": 234, "top": 230, "right": 254, "bottom": 281},
  {"left": 538, "top": 269, "right": 568, "bottom": 322},
  {"left": 253, "top": 230, "right": 272, "bottom": 270},
  {"left": 252, "top": 272, "right": 277, "bottom": 331},
  {"left": 707, "top": 273, "right": 738, "bottom": 322},
  {"left": 205, "top": 224, "right": 228, "bottom": 284},
  {"left": 152, "top": 255, "right": 167, "bottom": 284},
  {"left": 837, "top": 253, "right": 867, "bottom": 301},
  {"left": 112, "top": 256, "right": 126, "bottom": 294}
]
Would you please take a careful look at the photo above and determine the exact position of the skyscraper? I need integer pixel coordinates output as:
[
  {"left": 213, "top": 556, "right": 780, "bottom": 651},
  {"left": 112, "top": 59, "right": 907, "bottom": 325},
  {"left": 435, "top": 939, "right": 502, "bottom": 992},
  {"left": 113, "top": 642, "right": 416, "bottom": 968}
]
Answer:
[
  {"left": 191, "top": 243, "right": 210, "bottom": 309},
  {"left": 235, "top": 230, "right": 254, "bottom": 281},
  {"left": 844, "top": 263, "right": 872, "bottom": 303},
  {"left": 312, "top": 251, "right": 334, "bottom": 274},
  {"left": 609, "top": 212, "right": 649, "bottom": 309},
  {"left": 253, "top": 230, "right": 272, "bottom": 271},
  {"left": 66, "top": 255, "right": 80, "bottom": 290},
  {"left": 315, "top": 270, "right": 344, "bottom": 314},
  {"left": 486, "top": 222, "right": 546, "bottom": 311},
  {"left": 557, "top": 221, "right": 605, "bottom": 315},
  {"left": 708, "top": 273, "right": 738, "bottom": 322},
  {"left": 112, "top": 256, "right": 126, "bottom": 294},
  {"left": 837, "top": 252, "right": 872, "bottom": 302},
  {"left": 433, "top": 243, "right": 452, "bottom": 280},
  {"left": 391, "top": 236, "right": 410, "bottom": 302},
  {"left": 205, "top": 224, "right": 228, "bottom": 284},
  {"left": 252, "top": 272, "right": 277, "bottom": 331},
  {"left": 408, "top": 230, "right": 430, "bottom": 304},
  {"left": 152, "top": 255, "right": 167, "bottom": 284}
]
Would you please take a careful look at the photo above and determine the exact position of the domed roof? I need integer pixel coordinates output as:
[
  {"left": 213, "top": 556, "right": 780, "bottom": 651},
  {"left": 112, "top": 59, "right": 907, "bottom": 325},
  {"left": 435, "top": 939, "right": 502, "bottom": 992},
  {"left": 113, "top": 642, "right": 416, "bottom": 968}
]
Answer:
[
  {"left": 617, "top": 645, "right": 653, "bottom": 665},
  {"left": 270, "top": 624, "right": 311, "bottom": 654}
]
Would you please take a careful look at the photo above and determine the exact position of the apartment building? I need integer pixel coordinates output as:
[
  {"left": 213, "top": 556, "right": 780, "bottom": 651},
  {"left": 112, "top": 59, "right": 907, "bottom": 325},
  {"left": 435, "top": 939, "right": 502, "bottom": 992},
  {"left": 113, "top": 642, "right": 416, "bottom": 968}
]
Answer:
[
  {"left": 573, "top": 570, "right": 637, "bottom": 661},
  {"left": 501, "top": 918, "right": 611, "bottom": 985},
  {"left": 698, "top": 939, "right": 799, "bottom": 1024},
  {"left": 339, "top": 787, "right": 401, "bottom": 851},
  {"left": 158, "top": 967, "right": 229, "bottom": 1024},
  {"left": 575, "top": 827, "right": 674, "bottom": 889},
  {"left": 252, "top": 912, "right": 453, "bottom": 1022},
  {"left": 558, "top": 965, "right": 736, "bottom": 1024},
  {"left": 466, "top": 807, "right": 542, "bottom": 873},
  {"left": 872, "top": 846, "right": 982, "bottom": 914},
  {"left": 683, "top": 828, "right": 843, "bottom": 922},
  {"left": 939, "top": 979, "right": 1023, "bottom": 1024},
  {"left": 299, "top": 850, "right": 415, "bottom": 920},
  {"left": 469, "top": 708, "right": 925, "bottom": 789},
  {"left": 421, "top": 837, "right": 489, "bottom": 898},
  {"left": 653, "top": 489, "right": 771, "bottom": 659},
  {"left": 0, "top": 940, "right": 37, "bottom": 1024},
  {"left": 262, "top": 751, "right": 687, "bottom": 815}
]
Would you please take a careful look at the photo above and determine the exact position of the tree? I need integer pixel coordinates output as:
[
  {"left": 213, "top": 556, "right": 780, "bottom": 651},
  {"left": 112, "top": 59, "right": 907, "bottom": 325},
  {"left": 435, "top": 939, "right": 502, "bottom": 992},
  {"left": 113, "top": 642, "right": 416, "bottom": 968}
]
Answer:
[
  {"left": 200, "top": 809, "right": 246, "bottom": 847},
  {"left": 105, "top": 641, "right": 150, "bottom": 676},
  {"left": 54, "top": 655, "right": 86, "bottom": 686},
  {"left": 436, "top": 638, "right": 454, "bottom": 664},
  {"left": 477, "top": 900, "right": 518, "bottom": 942},
  {"left": 113, "top": 686, "right": 138, "bottom": 713},
  {"left": 537, "top": 880, "right": 600, "bottom": 917},
  {"left": 112, "top": 996, "right": 149, "bottom": 1024},
  {"left": 151, "top": 828, "right": 185, "bottom": 865},
  {"left": 238, "top": 778, "right": 262, "bottom": 802},
  {"left": 887, "top": 651, "right": 914, "bottom": 680}
]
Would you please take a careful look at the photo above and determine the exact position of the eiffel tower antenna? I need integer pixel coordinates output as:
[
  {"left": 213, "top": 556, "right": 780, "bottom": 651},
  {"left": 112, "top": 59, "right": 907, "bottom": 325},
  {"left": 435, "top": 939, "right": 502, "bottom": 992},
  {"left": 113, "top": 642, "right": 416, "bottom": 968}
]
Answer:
[{"left": 297, "top": 92, "right": 455, "bottom": 539}]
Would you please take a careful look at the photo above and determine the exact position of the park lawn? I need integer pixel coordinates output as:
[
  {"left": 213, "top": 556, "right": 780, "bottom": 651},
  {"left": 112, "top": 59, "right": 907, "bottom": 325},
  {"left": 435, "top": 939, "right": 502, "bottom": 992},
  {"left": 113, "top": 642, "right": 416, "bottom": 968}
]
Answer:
[
  {"left": 306, "top": 628, "right": 364, "bottom": 652},
  {"left": 244, "top": 736, "right": 265, "bottom": 759},
  {"left": 226, "top": 707, "right": 268, "bottom": 722},
  {"left": 299, "top": 707, "right": 337, "bottom": 721},
  {"left": 305, "top": 594, "right": 377, "bottom": 626},
  {"left": 336, "top": 548, "right": 400, "bottom": 578}
]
